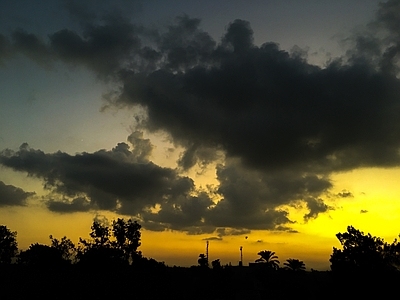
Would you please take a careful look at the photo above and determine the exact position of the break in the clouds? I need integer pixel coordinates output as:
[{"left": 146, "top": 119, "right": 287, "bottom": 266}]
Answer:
[
  {"left": 2, "top": 0, "right": 400, "bottom": 234},
  {"left": 0, "top": 180, "right": 34, "bottom": 206}
]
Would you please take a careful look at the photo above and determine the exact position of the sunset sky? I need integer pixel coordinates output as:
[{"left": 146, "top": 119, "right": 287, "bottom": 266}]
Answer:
[{"left": 1, "top": 0, "right": 400, "bottom": 270}]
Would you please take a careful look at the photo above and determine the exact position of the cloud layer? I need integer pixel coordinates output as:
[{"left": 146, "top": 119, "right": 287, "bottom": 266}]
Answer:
[
  {"left": 2, "top": 0, "right": 400, "bottom": 235},
  {"left": 1, "top": 141, "right": 310, "bottom": 234},
  {"left": 0, "top": 180, "right": 34, "bottom": 206}
]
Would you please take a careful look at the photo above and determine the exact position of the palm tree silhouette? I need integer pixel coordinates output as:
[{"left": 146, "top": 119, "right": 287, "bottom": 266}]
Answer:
[
  {"left": 283, "top": 258, "right": 306, "bottom": 271},
  {"left": 255, "top": 250, "right": 280, "bottom": 270}
]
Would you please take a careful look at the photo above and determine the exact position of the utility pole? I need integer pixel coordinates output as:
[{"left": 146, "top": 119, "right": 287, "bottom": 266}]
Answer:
[
  {"left": 206, "top": 240, "right": 209, "bottom": 265},
  {"left": 239, "top": 246, "right": 243, "bottom": 266}
]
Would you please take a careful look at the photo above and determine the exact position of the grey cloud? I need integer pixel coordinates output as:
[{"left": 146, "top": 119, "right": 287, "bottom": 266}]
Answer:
[
  {"left": 346, "top": 0, "right": 400, "bottom": 74},
  {"left": 206, "top": 159, "right": 331, "bottom": 230},
  {"left": 0, "top": 142, "right": 196, "bottom": 216},
  {"left": 0, "top": 143, "right": 302, "bottom": 233},
  {"left": 303, "top": 198, "right": 333, "bottom": 221},
  {"left": 221, "top": 19, "right": 254, "bottom": 54},
  {"left": 47, "top": 196, "right": 91, "bottom": 213},
  {"left": 0, "top": 34, "right": 12, "bottom": 65},
  {"left": 6, "top": 22, "right": 140, "bottom": 76},
  {"left": 49, "top": 19, "right": 141, "bottom": 77},
  {"left": 12, "top": 29, "right": 53, "bottom": 68},
  {"left": 140, "top": 192, "right": 214, "bottom": 232},
  {"left": 0, "top": 180, "right": 34, "bottom": 206},
  {"left": 159, "top": 15, "right": 216, "bottom": 71},
  {"left": 337, "top": 190, "right": 354, "bottom": 198},
  {"left": 177, "top": 143, "right": 223, "bottom": 171},
  {"left": 215, "top": 227, "right": 251, "bottom": 237},
  {"left": 139, "top": 220, "right": 167, "bottom": 232},
  {"left": 126, "top": 131, "right": 153, "bottom": 163},
  {"left": 274, "top": 226, "right": 299, "bottom": 233},
  {"left": 202, "top": 236, "right": 223, "bottom": 241}
]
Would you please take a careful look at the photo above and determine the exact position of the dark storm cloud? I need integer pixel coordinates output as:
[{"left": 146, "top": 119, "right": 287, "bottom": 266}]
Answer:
[
  {"left": 206, "top": 159, "right": 332, "bottom": 228},
  {"left": 49, "top": 19, "right": 142, "bottom": 77},
  {"left": 0, "top": 143, "right": 298, "bottom": 233},
  {"left": 6, "top": 15, "right": 142, "bottom": 77},
  {"left": 346, "top": 0, "right": 400, "bottom": 74},
  {"left": 7, "top": 4, "right": 400, "bottom": 175},
  {"left": 0, "top": 180, "right": 34, "bottom": 206},
  {"left": 177, "top": 144, "right": 222, "bottom": 171},
  {"left": 3, "top": 1, "right": 400, "bottom": 234},
  {"left": 3, "top": 2, "right": 400, "bottom": 174},
  {"left": 140, "top": 191, "right": 215, "bottom": 234},
  {"left": 0, "top": 142, "right": 195, "bottom": 215},
  {"left": 126, "top": 131, "right": 154, "bottom": 163},
  {"left": 12, "top": 29, "right": 53, "bottom": 68},
  {"left": 158, "top": 15, "right": 216, "bottom": 71},
  {"left": 107, "top": 13, "right": 400, "bottom": 177}
]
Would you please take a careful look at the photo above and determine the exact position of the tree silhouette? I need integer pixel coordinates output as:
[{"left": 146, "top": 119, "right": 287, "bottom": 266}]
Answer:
[
  {"left": 78, "top": 218, "right": 142, "bottom": 266},
  {"left": 330, "top": 225, "right": 400, "bottom": 272},
  {"left": 78, "top": 220, "right": 121, "bottom": 266},
  {"left": 0, "top": 225, "right": 18, "bottom": 264},
  {"left": 18, "top": 243, "right": 65, "bottom": 265},
  {"left": 50, "top": 235, "right": 76, "bottom": 263},
  {"left": 255, "top": 250, "right": 280, "bottom": 270},
  {"left": 284, "top": 258, "right": 306, "bottom": 271},
  {"left": 88, "top": 220, "right": 111, "bottom": 248},
  {"left": 198, "top": 253, "right": 208, "bottom": 268},
  {"left": 111, "top": 218, "right": 142, "bottom": 263}
]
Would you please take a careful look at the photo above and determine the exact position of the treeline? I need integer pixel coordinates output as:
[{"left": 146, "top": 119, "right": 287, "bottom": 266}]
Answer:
[
  {"left": 1, "top": 222, "right": 400, "bottom": 299},
  {"left": 201, "top": 226, "right": 400, "bottom": 274},
  {"left": 1, "top": 221, "right": 400, "bottom": 273},
  {"left": 0, "top": 218, "right": 164, "bottom": 268}
]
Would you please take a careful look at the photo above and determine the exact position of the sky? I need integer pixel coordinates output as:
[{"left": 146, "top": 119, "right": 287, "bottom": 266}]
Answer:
[{"left": 1, "top": 0, "right": 400, "bottom": 270}]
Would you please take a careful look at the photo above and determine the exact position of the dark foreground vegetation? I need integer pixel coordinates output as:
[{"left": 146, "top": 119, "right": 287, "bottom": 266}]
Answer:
[
  {"left": 1, "top": 263, "right": 399, "bottom": 299},
  {"left": 1, "top": 221, "right": 400, "bottom": 299}
]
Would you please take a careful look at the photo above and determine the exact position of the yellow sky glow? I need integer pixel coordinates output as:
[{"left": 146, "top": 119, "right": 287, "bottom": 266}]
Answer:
[{"left": 1, "top": 166, "right": 400, "bottom": 270}]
